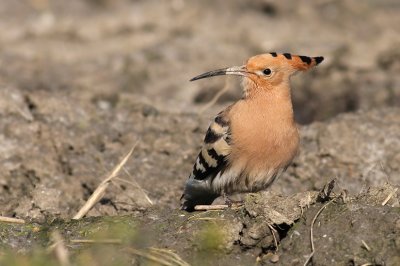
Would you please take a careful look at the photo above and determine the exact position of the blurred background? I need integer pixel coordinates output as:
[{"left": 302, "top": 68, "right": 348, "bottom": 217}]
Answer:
[{"left": 0, "top": 0, "right": 399, "bottom": 219}]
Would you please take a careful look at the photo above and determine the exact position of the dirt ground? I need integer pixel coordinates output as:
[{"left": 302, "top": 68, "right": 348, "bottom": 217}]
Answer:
[{"left": 0, "top": 0, "right": 399, "bottom": 265}]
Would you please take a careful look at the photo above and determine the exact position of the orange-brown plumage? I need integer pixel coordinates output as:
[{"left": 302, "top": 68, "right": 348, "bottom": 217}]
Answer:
[{"left": 181, "top": 53, "right": 323, "bottom": 211}]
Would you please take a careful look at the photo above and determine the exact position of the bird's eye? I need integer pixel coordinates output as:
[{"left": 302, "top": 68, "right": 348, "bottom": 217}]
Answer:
[{"left": 263, "top": 68, "right": 272, "bottom": 76}]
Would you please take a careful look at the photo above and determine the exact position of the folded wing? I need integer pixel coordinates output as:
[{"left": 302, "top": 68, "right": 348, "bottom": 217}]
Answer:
[{"left": 180, "top": 110, "right": 232, "bottom": 211}]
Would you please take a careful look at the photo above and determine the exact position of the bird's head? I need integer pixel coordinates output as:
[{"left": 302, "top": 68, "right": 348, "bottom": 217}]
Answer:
[{"left": 190, "top": 52, "right": 323, "bottom": 91}]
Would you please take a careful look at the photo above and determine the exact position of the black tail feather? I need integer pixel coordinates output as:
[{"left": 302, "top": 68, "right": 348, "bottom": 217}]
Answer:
[{"left": 180, "top": 193, "right": 218, "bottom": 212}]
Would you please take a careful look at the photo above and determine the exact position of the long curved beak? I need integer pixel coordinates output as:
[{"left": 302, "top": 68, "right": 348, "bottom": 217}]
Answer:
[{"left": 190, "top": 65, "right": 247, "bottom": 81}]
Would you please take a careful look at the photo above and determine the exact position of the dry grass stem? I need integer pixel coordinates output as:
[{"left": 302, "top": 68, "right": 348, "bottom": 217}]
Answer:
[
  {"left": 70, "top": 239, "right": 123, "bottom": 244},
  {"left": 304, "top": 199, "right": 334, "bottom": 266},
  {"left": 73, "top": 140, "right": 139, "bottom": 219},
  {"left": 0, "top": 216, "right": 25, "bottom": 224},
  {"left": 48, "top": 231, "right": 70, "bottom": 266},
  {"left": 361, "top": 240, "right": 371, "bottom": 251},
  {"left": 149, "top": 248, "right": 191, "bottom": 266},
  {"left": 113, "top": 177, "right": 153, "bottom": 205},
  {"left": 381, "top": 188, "right": 398, "bottom": 206},
  {"left": 190, "top": 217, "right": 226, "bottom": 221},
  {"left": 199, "top": 78, "right": 231, "bottom": 114},
  {"left": 186, "top": 211, "right": 211, "bottom": 221},
  {"left": 194, "top": 204, "right": 228, "bottom": 211},
  {"left": 15, "top": 105, "right": 34, "bottom": 121},
  {"left": 303, "top": 251, "right": 315, "bottom": 266},
  {"left": 121, "top": 166, "right": 153, "bottom": 205},
  {"left": 267, "top": 224, "right": 279, "bottom": 251},
  {"left": 125, "top": 247, "right": 174, "bottom": 266}
]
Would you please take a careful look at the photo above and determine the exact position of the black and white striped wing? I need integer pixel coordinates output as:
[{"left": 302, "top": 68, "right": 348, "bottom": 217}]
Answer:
[
  {"left": 190, "top": 114, "right": 231, "bottom": 181},
  {"left": 180, "top": 112, "right": 231, "bottom": 210}
]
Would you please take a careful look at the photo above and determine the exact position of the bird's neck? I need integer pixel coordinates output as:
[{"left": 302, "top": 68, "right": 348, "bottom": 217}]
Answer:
[{"left": 241, "top": 78, "right": 295, "bottom": 123}]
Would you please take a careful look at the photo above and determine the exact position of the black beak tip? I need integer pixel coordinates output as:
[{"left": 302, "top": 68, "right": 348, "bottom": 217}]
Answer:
[
  {"left": 189, "top": 73, "right": 209, "bottom": 82},
  {"left": 314, "top": 56, "right": 324, "bottom": 65}
]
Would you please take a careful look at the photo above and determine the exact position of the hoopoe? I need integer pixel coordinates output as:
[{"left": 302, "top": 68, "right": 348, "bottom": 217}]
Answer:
[{"left": 180, "top": 52, "right": 324, "bottom": 211}]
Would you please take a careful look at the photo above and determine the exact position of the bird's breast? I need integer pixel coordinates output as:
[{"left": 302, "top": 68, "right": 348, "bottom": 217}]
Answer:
[{"left": 228, "top": 100, "right": 299, "bottom": 180}]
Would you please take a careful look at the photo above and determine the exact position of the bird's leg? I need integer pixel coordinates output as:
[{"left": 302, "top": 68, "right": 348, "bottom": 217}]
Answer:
[
  {"left": 222, "top": 191, "right": 232, "bottom": 207},
  {"left": 222, "top": 191, "right": 244, "bottom": 207}
]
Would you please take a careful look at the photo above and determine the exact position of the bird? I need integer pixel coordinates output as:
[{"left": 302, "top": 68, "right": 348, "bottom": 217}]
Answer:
[{"left": 180, "top": 52, "right": 324, "bottom": 211}]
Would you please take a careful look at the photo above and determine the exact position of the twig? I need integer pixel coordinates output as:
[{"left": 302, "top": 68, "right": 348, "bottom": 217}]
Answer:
[
  {"left": 70, "top": 239, "right": 123, "bottom": 244},
  {"left": 194, "top": 204, "right": 228, "bottom": 211},
  {"left": 73, "top": 140, "right": 139, "bottom": 219},
  {"left": 0, "top": 216, "right": 25, "bottom": 224},
  {"left": 48, "top": 231, "right": 70, "bottom": 266},
  {"left": 381, "top": 188, "right": 398, "bottom": 206},
  {"left": 304, "top": 199, "right": 334, "bottom": 266}
]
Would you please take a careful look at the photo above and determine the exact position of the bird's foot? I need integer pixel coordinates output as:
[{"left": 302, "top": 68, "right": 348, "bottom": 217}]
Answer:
[{"left": 223, "top": 193, "right": 244, "bottom": 208}]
